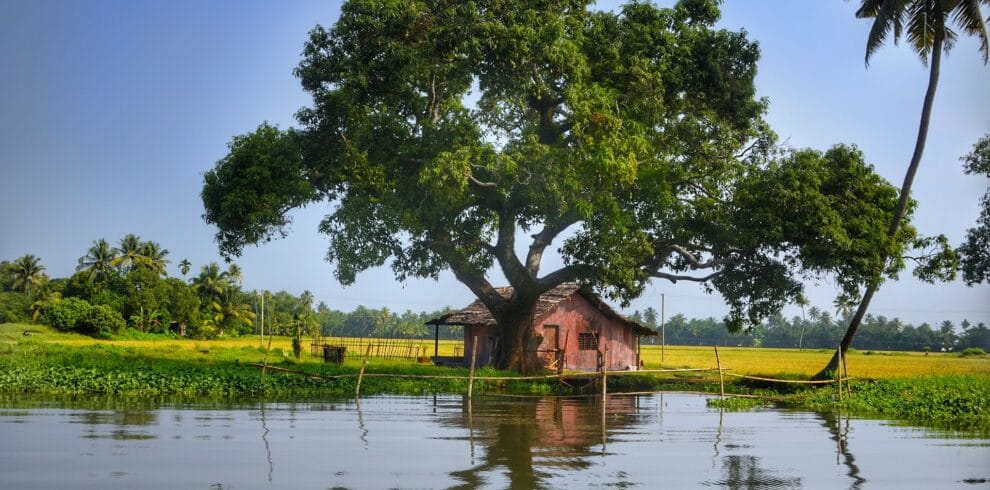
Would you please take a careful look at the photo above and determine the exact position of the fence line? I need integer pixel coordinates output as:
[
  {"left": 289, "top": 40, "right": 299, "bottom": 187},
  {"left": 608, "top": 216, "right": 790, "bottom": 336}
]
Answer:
[
  {"left": 722, "top": 372, "right": 852, "bottom": 385},
  {"left": 310, "top": 337, "right": 462, "bottom": 360},
  {"left": 257, "top": 343, "right": 854, "bottom": 397}
]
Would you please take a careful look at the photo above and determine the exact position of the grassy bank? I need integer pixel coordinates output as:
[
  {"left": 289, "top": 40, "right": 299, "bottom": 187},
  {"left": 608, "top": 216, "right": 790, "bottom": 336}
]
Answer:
[{"left": 2, "top": 323, "right": 988, "bottom": 430}]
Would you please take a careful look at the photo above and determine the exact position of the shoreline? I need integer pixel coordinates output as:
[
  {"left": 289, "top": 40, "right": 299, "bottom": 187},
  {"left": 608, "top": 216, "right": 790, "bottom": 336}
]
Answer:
[{"left": 1, "top": 339, "right": 987, "bottom": 433}]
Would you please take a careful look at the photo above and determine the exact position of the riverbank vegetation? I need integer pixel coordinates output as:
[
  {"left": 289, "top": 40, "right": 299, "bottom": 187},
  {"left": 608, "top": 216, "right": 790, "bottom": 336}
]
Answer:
[{"left": 1, "top": 323, "right": 987, "bottom": 430}]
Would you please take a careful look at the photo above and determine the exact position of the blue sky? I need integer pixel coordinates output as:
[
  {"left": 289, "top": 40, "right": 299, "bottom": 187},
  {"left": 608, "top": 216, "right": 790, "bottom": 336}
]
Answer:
[{"left": 1, "top": 1, "right": 987, "bottom": 327}]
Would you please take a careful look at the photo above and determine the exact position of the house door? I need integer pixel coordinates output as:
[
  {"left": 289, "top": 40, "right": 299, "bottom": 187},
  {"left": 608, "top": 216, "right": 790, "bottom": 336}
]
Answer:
[{"left": 542, "top": 325, "right": 559, "bottom": 370}]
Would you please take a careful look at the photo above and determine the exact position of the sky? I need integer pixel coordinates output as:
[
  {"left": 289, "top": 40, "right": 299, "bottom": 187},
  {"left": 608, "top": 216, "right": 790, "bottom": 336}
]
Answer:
[{"left": 1, "top": 0, "right": 988, "bottom": 328}]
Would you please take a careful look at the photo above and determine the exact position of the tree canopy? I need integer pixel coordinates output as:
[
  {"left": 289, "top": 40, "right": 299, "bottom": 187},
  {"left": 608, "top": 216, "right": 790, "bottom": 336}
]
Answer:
[
  {"left": 202, "top": 0, "right": 917, "bottom": 369},
  {"left": 959, "top": 133, "right": 990, "bottom": 285}
]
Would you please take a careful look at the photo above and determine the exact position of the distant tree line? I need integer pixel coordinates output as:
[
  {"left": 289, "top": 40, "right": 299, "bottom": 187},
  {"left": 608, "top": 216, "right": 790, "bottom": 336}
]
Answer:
[
  {"left": 0, "top": 235, "right": 250, "bottom": 338},
  {"left": 0, "top": 240, "right": 984, "bottom": 351},
  {"left": 628, "top": 306, "right": 989, "bottom": 352},
  {"left": 0, "top": 237, "right": 457, "bottom": 341}
]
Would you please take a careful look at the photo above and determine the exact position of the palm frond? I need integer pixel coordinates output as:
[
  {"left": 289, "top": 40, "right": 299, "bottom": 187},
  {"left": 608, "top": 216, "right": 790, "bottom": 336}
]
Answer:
[{"left": 950, "top": 0, "right": 990, "bottom": 63}]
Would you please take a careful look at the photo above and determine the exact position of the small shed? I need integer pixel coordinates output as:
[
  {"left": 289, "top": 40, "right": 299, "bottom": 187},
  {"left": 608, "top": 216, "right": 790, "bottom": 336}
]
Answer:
[{"left": 426, "top": 283, "right": 656, "bottom": 371}]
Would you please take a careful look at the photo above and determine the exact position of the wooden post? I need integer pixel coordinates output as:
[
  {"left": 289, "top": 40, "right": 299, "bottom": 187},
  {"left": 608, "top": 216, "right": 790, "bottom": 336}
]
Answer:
[
  {"left": 714, "top": 345, "right": 725, "bottom": 399},
  {"left": 601, "top": 344, "right": 608, "bottom": 398},
  {"left": 836, "top": 347, "right": 844, "bottom": 401},
  {"left": 434, "top": 324, "right": 440, "bottom": 358},
  {"left": 260, "top": 326, "right": 275, "bottom": 383},
  {"left": 660, "top": 293, "right": 667, "bottom": 368},
  {"left": 356, "top": 344, "right": 372, "bottom": 397},
  {"left": 468, "top": 336, "right": 478, "bottom": 399}
]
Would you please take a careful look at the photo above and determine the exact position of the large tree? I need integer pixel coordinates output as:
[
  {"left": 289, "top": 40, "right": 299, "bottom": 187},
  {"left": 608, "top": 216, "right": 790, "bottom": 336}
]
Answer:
[
  {"left": 202, "top": 0, "right": 914, "bottom": 371},
  {"left": 959, "top": 133, "right": 990, "bottom": 285},
  {"left": 820, "top": 0, "right": 989, "bottom": 375}
]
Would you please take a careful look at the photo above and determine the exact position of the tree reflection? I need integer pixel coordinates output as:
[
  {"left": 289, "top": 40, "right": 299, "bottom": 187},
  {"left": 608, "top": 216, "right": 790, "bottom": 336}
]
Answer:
[
  {"left": 444, "top": 396, "right": 639, "bottom": 489},
  {"left": 73, "top": 409, "right": 158, "bottom": 440},
  {"left": 710, "top": 455, "right": 802, "bottom": 489}
]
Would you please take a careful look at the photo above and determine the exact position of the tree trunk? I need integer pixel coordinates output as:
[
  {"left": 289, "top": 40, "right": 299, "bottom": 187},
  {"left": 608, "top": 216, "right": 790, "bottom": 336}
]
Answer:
[
  {"left": 490, "top": 298, "right": 542, "bottom": 374},
  {"left": 815, "top": 34, "right": 942, "bottom": 378}
]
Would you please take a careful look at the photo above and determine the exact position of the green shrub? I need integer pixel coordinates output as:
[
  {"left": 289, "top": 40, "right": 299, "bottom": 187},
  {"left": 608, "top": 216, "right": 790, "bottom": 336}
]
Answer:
[
  {"left": 960, "top": 347, "right": 987, "bottom": 357},
  {"left": 0, "top": 292, "right": 30, "bottom": 323},
  {"left": 41, "top": 297, "right": 92, "bottom": 331},
  {"left": 77, "top": 305, "right": 126, "bottom": 338}
]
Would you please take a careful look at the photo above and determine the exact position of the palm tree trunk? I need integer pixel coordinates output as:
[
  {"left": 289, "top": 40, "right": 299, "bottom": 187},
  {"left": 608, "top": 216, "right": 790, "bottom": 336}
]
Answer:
[{"left": 816, "top": 33, "right": 943, "bottom": 378}]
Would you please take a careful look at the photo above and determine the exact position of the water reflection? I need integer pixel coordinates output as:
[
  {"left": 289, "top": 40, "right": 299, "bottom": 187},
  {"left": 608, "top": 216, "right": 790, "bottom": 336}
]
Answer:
[
  {"left": 821, "top": 410, "right": 866, "bottom": 489},
  {"left": 259, "top": 401, "right": 273, "bottom": 482},
  {"left": 709, "top": 455, "right": 802, "bottom": 489},
  {"left": 444, "top": 396, "right": 641, "bottom": 489},
  {"left": 1, "top": 394, "right": 988, "bottom": 489},
  {"left": 72, "top": 409, "right": 158, "bottom": 441}
]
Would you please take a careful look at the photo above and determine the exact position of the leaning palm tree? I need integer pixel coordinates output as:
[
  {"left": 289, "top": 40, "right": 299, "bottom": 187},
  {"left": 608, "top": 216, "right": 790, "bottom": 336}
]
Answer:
[
  {"left": 178, "top": 259, "right": 192, "bottom": 278},
  {"left": 822, "top": 0, "right": 990, "bottom": 375},
  {"left": 139, "top": 240, "right": 170, "bottom": 275},
  {"left": 10, "top": 254, "right": 46, "bottom": 296},
  {"left": 76, "top": 239, "right": 118, "bottom": 282}
]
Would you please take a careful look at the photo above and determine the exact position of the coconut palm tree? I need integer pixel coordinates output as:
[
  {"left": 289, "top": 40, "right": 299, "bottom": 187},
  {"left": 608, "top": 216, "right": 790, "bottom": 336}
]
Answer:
[
  {"left": 191, "top": 262, "right": 227, "bottom": 305},
  {"left": 300, "top": 290, "right": 314, "bottom": 312},
  {"left": 178, "top": 259, "right": 192, "bottom": 278},
  {"left": 139, "top": 241, "right": 170, "bottom": 275},
  {"left": 10, "top": 254, "right": 46, "bottom": 296},
  {"left": 76, "top": 239, "right": 118, "bottom": 282},
  {"left": 833, "top": 296, "right": 855, "bottom": 322},
  {"left": 225, "top": 263, "right": 243, "bottom": 286},
  {"left": 795, "top": 293, "right": 810, "bottom": 350},
  {"left": 212, "top": 298, "right": 256, "bottom": 335},
  {"left": 112, "top": 234, "right": 145, "bottom": 271},
  {"left": 823, "top": 0, "right": 990, "bottom": 375}
]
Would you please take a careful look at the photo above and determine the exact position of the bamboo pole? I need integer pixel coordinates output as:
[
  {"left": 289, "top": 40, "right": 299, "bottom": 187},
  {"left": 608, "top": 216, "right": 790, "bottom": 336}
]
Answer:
[
  {"left": 714, "top": 345, "right": 725, "bottom": 399},
  {"left": 468, "top": 336, "right": 478, "bottom": 399},
  {"left": 842, "top": 347, "right": 850, "bottom": 389},
  {"left": 260, "top": 326, "right": 275, "bottom": 383},
  {"left": 356, "top": 344, "right": 372, "bottom": 397}
]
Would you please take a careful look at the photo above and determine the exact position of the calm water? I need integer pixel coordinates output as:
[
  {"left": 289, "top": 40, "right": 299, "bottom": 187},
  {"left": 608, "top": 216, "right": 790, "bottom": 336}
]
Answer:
[{"left": 0, "top": 394, "right": 987, "bottom": 489}]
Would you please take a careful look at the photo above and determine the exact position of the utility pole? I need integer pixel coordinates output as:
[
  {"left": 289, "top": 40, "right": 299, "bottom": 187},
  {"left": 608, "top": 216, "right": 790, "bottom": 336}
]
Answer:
[
  {"left": 660, "top": 293, "right": 667, "bottom": 365},
  {"left": 259, "top": 291, "right": 265, "bottom": 348}
]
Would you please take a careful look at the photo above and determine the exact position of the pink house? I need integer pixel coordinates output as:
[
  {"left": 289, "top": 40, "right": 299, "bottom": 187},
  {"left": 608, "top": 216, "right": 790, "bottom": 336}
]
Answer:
[{"left": 426, "top": 283, "right": 656, "bottom": 371}]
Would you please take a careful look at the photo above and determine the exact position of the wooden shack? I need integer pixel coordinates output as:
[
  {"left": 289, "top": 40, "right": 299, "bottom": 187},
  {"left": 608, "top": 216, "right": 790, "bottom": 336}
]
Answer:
[{"left": 426, "top": 283, "right": 656, "bottom": 371}]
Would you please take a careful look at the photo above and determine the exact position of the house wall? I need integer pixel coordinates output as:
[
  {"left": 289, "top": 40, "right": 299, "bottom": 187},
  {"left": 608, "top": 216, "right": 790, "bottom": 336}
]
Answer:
[{"left": 534, "top": 295, "right": 640, "bottom": 371}]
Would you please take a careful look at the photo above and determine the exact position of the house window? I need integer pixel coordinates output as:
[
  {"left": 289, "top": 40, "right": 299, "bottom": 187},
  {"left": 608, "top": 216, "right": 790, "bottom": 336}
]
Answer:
[{"left": 578, "top": 332, "right": 598, "bottom": 350}]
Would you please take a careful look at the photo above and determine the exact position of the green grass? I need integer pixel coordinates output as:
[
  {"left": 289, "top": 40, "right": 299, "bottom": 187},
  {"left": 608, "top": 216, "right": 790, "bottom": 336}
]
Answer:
[{"left": 793, "top": 375, "right": 990, "bottom": 432}]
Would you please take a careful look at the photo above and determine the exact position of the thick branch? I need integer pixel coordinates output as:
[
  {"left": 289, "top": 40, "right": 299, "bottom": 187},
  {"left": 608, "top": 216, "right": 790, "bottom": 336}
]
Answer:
[
  {"left": 493, "top": 207, "right": 535, "bottom": 292},
  {"left": 468, "top": 174, "right": 497, "bottom": 188},
  {"left": 537, "top": 264, "right": 599, "bottom": 292},
  {"left": 667, "top": 244, "right": 727, "bottom": 269},
  {"left": 651, "top": 270, "right": 723, "bottom": 283},
  {"left": 430, "top": 239, "right": 503, "bottom": 308},
  {"left": 525, "top": 211, "right": 580, "bottom": 276}
]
